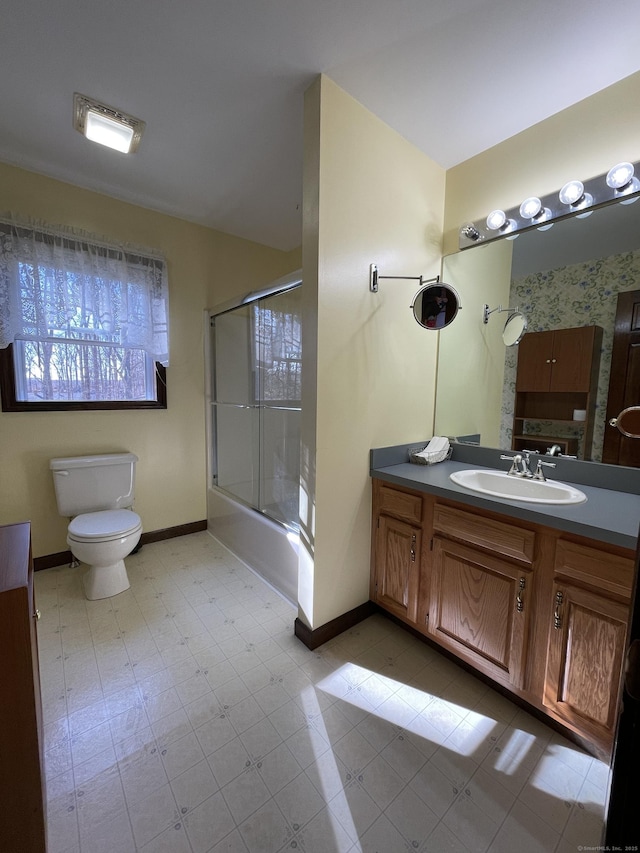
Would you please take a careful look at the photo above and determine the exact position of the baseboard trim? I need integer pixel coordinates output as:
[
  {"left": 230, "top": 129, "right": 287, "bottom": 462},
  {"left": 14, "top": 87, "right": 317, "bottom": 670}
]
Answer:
[
  {"left": 294, "top": 600, "right": 376, "bottom": 650},
  {"left": 34, "top": 519, "right": 208, "bottom": 572},
  {"left": 139, "top": 519, "right": 207, "bottom": 545}
]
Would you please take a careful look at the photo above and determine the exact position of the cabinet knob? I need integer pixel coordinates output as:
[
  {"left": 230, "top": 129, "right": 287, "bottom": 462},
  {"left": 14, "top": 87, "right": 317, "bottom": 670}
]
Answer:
[
  {"left": 34, "top": 608, "right": 41, "bottom": 620},
  {"left": 546, "top": 359, "right": 551, "bottom": 363}
]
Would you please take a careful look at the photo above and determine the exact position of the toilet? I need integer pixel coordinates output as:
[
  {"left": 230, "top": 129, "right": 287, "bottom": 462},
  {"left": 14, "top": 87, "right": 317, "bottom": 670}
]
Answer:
[{"left": 49, "top": 453, "right": 143, "bottom": 600}]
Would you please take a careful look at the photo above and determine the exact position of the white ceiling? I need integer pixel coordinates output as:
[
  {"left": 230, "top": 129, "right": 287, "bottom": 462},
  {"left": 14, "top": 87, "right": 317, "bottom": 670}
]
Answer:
[{"left": 1, "top": 0, "right": 639, "bottom": 251}]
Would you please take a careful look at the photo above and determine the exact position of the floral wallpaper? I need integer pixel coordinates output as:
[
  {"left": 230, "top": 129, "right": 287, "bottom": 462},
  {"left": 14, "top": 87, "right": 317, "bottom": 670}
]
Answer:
[{"left": 500, "top": 247, "right": 640, "bottom": 461}]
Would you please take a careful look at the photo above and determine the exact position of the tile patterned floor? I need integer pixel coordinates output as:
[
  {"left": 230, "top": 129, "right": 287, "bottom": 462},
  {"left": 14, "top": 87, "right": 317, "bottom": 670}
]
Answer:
[{"left": 36, "top": 531, "right": 608, "bottom": 853}]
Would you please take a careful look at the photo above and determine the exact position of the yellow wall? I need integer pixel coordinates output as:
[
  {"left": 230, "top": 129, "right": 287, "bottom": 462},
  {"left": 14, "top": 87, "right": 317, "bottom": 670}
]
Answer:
[
  {"left": 0, "top": 162, "right": 296, "bottom": 557},
  {"left": 300, "top": 76, "right": 445, "bottom": 629}
]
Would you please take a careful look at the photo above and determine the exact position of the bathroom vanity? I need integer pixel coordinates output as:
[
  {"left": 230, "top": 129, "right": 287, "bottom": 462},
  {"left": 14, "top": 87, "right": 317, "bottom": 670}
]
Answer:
[
  {"left": 370, "top": 443, "right": 640, "bottom": 759},
  {"left": 0, "top": 522, "right": 46, "bottom": 852}
]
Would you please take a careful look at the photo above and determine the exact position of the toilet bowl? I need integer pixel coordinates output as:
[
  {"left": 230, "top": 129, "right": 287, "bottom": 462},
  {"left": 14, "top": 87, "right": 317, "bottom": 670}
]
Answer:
[
  {"left": 50, "top": 452, "right": 142, "bottom": 601},
  {"left": 68, "top": 509, "right": 142, "bottom": 600}
]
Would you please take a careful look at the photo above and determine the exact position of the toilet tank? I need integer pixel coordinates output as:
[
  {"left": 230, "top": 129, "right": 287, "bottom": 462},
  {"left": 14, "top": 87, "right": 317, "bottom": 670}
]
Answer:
[{"left": 50, "top": 453, "right": 138, "bottom": 516}]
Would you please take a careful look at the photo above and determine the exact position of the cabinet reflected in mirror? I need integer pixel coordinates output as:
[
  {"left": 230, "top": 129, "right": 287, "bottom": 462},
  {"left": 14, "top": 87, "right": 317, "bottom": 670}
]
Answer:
[{"left": 436, "top": 198, "right": 640, "bottom": 464}]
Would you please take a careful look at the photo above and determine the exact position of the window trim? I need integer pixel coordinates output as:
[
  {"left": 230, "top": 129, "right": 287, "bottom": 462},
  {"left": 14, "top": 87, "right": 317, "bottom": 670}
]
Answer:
[{"left": 0, "top": 343, "right": 167, "bottom": 412}]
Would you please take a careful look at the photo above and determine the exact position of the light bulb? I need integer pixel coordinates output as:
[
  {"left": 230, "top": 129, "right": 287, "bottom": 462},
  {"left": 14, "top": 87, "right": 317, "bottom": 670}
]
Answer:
[
  {"left": 85, "top": 110, "right": 135, "bottom": 153},
  {"left": 606, "top": 162, "right": 635, "bottom": 190},
  {"left": 519, "top": 197, "right": 542, "bottom": 219},
  {"left": 559, "top": 180, "right": 584, "bottom": 205},
  {"left": 486, "top": 209, "right": 506, "bottom": 230}
]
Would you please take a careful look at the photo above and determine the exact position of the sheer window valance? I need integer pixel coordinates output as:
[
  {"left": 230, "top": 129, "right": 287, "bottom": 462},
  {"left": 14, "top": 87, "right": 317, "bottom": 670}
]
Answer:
[{"left": 0, "top": 216, "right": 169, "bottom": 365}]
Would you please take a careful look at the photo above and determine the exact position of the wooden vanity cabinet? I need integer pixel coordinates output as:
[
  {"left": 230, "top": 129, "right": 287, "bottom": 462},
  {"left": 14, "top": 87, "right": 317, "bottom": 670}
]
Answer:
[
  {"left": 429, "top": 537, "right": 532, "bottom": 688},
  {"left": 427, "top": 503, "right": 537, "bottom": 690},
  {"left": 543, "top": 539, "right": 633, "bottom": 749},
  {"left": 370, "top": 479, "right": 634, "bottom": 757},
  {"left": 370, "top": 480, "right": 427, "bottom": 624},
  {"left": 0, "top": 522, "right": 47, "bottom": 853}
]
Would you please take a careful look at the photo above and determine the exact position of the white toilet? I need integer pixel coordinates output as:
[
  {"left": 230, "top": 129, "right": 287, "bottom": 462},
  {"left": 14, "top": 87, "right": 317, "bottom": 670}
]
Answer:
[{"left": 50, "top": 453, "right": 143, "bottom": 600}]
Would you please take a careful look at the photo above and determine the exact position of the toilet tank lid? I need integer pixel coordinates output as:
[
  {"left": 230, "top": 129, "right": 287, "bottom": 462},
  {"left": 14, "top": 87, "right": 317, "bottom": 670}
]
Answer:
[{"left": 50, "top": 453, "right": 139, "bottom": 470}]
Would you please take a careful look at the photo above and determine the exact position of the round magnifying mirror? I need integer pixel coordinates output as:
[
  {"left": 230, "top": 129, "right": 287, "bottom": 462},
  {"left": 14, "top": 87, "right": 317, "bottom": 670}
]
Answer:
[
  {"left": 611, "top": 405, "right": 640, "bottom": 438},
  {"left": 412, "top": 283, "right": 461, "bottom": 329},
  {"left": 502, "top": 311, "right": 527, "bottom": 346}
]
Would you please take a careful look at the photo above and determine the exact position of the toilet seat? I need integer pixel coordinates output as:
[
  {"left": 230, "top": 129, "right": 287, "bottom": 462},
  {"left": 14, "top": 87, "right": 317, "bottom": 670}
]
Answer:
[{"left": 68, "top": 509, "right": 142, "bottom": 543}]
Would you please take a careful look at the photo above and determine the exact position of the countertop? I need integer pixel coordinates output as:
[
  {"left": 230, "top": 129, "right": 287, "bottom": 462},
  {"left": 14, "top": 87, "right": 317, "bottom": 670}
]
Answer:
[{"left": 370, "top": 443, "right": 640, "bottom": 551}]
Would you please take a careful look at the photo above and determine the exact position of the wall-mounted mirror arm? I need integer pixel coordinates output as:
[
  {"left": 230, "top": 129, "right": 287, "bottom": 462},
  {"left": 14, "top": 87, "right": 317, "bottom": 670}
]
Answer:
[
  {"left": 482, "top": 304, "right": 528, "bottom": 346},
  {"left": 369, "top": 262, "right": 439, "bottom": 293},
  {"left": 482, "top": 304, "right": 518, "bottom": 325}
]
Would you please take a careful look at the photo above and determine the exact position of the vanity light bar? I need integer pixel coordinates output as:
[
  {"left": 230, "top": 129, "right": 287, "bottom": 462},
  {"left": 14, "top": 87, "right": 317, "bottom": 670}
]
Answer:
[{"left": 458, "top": 160, "right": 640, "bottom": 250}]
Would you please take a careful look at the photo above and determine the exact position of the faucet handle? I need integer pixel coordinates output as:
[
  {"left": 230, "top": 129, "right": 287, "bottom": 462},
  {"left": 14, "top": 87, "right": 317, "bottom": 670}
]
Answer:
[{"left": 533, "top": 459, "right": 556, "bottom": 481}]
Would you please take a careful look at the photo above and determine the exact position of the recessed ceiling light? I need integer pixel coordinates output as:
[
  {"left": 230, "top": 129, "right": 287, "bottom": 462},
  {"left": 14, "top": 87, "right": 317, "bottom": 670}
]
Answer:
[{"left": 73, "top": 93, "right": 145, "bottom": 154}]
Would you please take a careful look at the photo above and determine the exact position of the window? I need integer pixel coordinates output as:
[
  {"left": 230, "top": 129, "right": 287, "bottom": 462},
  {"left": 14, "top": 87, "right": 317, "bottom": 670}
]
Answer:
[{"left": 0, "top": 218, "right": 169, "bottom": 411}]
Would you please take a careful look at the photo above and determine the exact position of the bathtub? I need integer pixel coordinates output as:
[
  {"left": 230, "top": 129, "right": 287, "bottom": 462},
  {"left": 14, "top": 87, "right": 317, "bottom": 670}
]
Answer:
[{"left": 207, "top": 486, "right": 299, "bottom": 606}]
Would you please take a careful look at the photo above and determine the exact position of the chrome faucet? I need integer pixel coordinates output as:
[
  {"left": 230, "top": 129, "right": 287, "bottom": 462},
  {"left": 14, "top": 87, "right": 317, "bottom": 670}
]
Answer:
[
  {"left": 547, "top": 444, "right": 562, "bottom": 457},
  {"left": 500, "top": 452, "right": 533, "bottom": 477}
]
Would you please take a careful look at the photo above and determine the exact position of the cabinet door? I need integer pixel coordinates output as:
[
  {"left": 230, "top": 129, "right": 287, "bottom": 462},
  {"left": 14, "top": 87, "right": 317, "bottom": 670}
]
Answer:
[
  {"left": 549, "top": 327, "right": 595, "bottom": 392},
  {"left": 544, "top": 580, "right": 628, "bottom": 745},
  {"left": 428, "top": 537, "right": 531, "bottom": 688},
  {"left": 374, "top": 515, "right": 420, "bottom": 623},
  {"left": 515, "top": 330, "right": 554, "bottom": 391}
]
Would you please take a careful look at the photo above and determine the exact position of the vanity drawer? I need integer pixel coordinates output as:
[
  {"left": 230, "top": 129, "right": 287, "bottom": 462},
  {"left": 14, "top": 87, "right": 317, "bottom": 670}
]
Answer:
[
  {"left": 554, "top": 539, "right": 634, "bottom": 599},
  {"left": 378, "top": 484, "right": 423, "bottom": 525},
  {"left": 433, "top": 503, "right": 536, "bottom": 565}
]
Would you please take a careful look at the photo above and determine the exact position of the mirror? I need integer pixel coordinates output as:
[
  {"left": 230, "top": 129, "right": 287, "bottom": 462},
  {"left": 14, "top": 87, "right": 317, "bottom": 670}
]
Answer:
[
  {"left": 613, "top": 406, "right": 640, "bottom": 439},
  {"left": 435, "top": 196, "right": 640, "bottom": 463},
  {"left": 502, "top": 312, "right": 527, "bottom": 346},
  {"left": 412, "top": 283, "right": 461, "bottom": 329}
]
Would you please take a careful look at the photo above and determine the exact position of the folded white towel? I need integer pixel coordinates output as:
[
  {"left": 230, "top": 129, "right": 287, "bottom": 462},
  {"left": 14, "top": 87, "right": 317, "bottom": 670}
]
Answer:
[
  {"left": 415, "top": 436, "right": 450, "bottom": 462},
  {"left": 425, "top": 436, "right": 449, "bottom": 454}
]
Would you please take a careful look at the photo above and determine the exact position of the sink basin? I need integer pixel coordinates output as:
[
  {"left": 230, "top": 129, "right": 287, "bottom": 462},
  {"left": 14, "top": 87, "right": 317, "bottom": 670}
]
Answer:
[{"left": 449, "top": 469, "right": 587, "bottom": 505}]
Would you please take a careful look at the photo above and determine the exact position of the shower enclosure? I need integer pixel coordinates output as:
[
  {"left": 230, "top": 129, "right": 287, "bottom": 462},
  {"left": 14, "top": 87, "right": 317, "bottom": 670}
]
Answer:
[{"left": 206, "top": 274, "right": 302, "bottom": 603}]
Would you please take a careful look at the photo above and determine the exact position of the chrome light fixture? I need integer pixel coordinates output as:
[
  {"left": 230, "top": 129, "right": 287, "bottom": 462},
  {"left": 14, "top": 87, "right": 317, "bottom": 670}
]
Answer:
[
  {"left": 459, "top": 158, "right": 640, "bottom": 249},
  {"left": 73, "top": 93, "right": 145, "bottom": 154}
]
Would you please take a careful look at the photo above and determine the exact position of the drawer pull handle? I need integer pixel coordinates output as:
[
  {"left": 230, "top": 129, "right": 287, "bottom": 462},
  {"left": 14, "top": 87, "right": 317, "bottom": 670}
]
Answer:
[
  {"left": 554, "top": 591, "right": 563, "bottom": 629},
  {"left": 516, "top": 577, "right": 526, "bottom": 612},
  {"left": 410, "top": 533, "right": 416, "bottom": 563}
]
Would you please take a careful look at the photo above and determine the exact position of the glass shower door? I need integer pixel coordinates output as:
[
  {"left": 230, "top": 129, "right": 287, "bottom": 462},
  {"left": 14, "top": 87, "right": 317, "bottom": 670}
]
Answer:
[
  {"left": 255, "top": 287, "right": 301, "bottom": 528},
  {"left": 211, "top": 285, "right": 301, "bottom": 530},
  {"left": 211, "top": 303, "right": 260, "bottom": 509}
]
